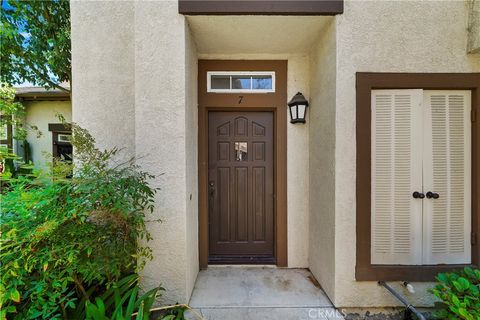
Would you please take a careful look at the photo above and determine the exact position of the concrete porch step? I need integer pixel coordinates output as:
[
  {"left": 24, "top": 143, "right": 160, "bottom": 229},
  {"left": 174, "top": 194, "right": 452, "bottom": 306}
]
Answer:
[
  {"left": 187, "top": 267, "right": 344, "bottom": 320},
  {"left": 185, "top": 306, "right": 345, "bottom": 320}
]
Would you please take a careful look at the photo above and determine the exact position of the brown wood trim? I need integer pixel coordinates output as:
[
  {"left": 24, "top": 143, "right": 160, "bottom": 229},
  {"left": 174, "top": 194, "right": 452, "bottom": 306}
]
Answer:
[
  {"left": 198, "top": 60, "right": 288, "bottom": 268},
  {"left": 16, "top": 92, "right": 70, "bottom": 101},
  {"left": 356, "top": 72, "right": 480, "bottom": 281},
  {"left": 179, "top": 0, "right": 344, "bottom": 16},
  {"left": 48, "top": 123, "right": 71, "bottom": 132}
]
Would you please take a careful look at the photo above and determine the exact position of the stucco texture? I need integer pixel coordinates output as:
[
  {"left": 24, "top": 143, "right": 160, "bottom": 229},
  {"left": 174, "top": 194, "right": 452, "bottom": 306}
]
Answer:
[
  {"left": 71, "top": 0, "right": 198, "bottom": 303},
  {"left": 308, "top": 18, "right": 337, "bottom": 301},
  {"left": 468, "top": 0, "right": 480, "bottom": 53},
  {"left": 24, "top": 100, "right": 72, "bottom": 169},
  {"left": 71, "top": 1, "right": 135, "bottom": 162},
  {"left": 333, "top": 0, "right": 480, "bottom": 309},
  {"left": 134, "top": 1, "right": 200, "bottom": 304}
]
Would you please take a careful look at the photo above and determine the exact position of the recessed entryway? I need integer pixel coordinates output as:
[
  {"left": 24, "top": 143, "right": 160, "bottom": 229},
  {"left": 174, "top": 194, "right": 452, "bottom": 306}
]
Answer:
[{"left": 198, "top": 60, "right": 288, "bottom": 268}]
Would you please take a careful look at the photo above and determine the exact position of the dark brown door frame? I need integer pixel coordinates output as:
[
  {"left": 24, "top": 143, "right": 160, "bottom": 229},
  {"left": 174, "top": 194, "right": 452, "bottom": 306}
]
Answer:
[{"left": 198, "top": 60, "right": 288, "bottom": 268}]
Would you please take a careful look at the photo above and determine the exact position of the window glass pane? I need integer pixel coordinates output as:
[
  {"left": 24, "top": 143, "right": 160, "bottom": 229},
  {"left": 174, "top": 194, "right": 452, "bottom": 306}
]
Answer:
[
  {"left": 232, "top": 76, "right": 251, "bottom": 90},
  {"left": 235, "top": 142, "right": 248, "bottom": 161},
  {"left": 252, "top": 75, "right": 272, "bottom": 90},
  {"left": 58, "top": 134, "right": 72, "bottom": 143},
  {"left": 211, "top": 75, "right": 230, "bottom": 89}
]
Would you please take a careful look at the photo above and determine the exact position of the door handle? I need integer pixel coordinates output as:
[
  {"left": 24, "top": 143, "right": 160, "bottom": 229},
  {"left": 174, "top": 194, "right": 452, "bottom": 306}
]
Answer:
[
  {"left": 209, "top": 181, "right": 215, "bottom": 196},
  {"left": 412, "top": 191, "right": 425, "bottom": 199},
  {"left": 426, "top": 191, "right": 439, "bottom": 199}
]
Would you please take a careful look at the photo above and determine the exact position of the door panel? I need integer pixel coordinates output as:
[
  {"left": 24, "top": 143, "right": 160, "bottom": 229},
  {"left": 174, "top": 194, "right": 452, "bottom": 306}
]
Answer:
[
  {"left": 208, "top": 111, "right": 274, "bottom": 263},
  {"left": 371, "top": 90, "right": 424, "bottom": 265},
  {"left": 422, "top": 90, "right": 472, "bottom": 264}
]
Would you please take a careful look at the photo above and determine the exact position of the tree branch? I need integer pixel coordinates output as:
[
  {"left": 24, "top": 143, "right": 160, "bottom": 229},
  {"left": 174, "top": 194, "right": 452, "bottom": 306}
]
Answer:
[
  {"left": 16, "top": 49, "right": 71, "bottom": 93},
  {"left": 24, "top": 59, "right": 71, "bottom": 93},
  {"left": 72, "top": 272, "right": 88, "bottom": 300}
]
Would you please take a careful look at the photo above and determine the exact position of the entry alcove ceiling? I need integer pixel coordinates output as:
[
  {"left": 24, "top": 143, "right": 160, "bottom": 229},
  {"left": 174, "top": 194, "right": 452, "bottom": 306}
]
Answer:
[{"left": 186, "top": 15, "right": 333, "bottom": 55}]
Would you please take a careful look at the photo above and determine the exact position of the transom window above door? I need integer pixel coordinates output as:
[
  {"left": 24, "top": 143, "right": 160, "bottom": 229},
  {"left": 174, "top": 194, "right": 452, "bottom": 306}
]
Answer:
[{"left": 207, "top": 71, "right": 275, "bottom": 93}]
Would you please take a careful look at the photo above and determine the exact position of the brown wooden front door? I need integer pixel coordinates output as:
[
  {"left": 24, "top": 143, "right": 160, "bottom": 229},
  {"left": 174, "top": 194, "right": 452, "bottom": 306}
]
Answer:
[
  {"left": 208, "top": 111, "right": 274, "bottom": 263},
  {"left": 198, "top": 60, "right": 287, "bottom": 268}
]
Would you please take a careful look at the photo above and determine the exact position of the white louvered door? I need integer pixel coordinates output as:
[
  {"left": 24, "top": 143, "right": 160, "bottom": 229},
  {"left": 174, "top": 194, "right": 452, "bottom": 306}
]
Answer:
[
  {"left": 422, "top": 91, "right": 472, "bottom": 264},
  {"left": 371, "top": 89, "right": 472, "bottom": 266},
  {"left": 371, "top": 90, "right": 424, "bottom": 265}
]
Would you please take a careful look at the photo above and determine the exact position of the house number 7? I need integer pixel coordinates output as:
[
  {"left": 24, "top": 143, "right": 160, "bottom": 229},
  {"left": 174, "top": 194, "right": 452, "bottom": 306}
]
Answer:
[{"left": 238, "top": 96, "right": 244, "bottom": 104}]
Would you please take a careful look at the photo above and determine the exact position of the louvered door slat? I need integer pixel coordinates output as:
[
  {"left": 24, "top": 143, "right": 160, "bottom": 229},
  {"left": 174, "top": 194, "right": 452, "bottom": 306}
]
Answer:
[
  {"left": 371, "top": 90, "right": 423, "bottom": 265},
  {"left": 422, "top": 91, "right": 472, "bottom": 264}
]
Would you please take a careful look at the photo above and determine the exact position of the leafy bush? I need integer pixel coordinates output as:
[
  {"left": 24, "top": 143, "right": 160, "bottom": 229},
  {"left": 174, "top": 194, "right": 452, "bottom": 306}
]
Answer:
[
  {"left": 83, "top": 274, "right": 160, "bottom": 320},
  {"left": 82, "top": 274, "right": 187, "bottom": 320},
  {"left": 430, "top": 267, "right": 480, "bottom": 320},
  {"left": 0, "top": 124, "right": 157, "bottom": 319}
]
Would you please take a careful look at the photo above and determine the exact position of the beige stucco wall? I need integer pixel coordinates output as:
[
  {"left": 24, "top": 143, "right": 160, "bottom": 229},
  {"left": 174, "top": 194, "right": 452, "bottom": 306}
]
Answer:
[
  {"left": 71, "top": 0, "right": 198, "bottom": 304},
  {"left": 134, "top": 1, "right": 199, "bottom": 304},
  {"left": 468, "top": 0, "right": 480, "bottom": 53},
  {"left": 286, "top": 55, "right": 310, "bottom": 268},
  {"left": 184, "top": 22, "right": 199, "bottom": 300},
  {"left": 308, "top": 19, "right": 337, "bottom": 300},
  {"left": 24, "top": 100, "right": 72, "bottom": 169},
  {"left": 333, "top": 0, "right": 480, "bottom": 309},
  {"left": 71, "top": 1, "right": 135, "bottom": 161}
]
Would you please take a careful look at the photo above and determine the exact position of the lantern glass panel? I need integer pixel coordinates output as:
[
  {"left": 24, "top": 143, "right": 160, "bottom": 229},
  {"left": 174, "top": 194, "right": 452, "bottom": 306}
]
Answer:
[
  {"left": 298, "top": 104, "right": 306, "bottom": 120},
  {"left": 290, "top": 105, "right": 298, "bottom": 120}
]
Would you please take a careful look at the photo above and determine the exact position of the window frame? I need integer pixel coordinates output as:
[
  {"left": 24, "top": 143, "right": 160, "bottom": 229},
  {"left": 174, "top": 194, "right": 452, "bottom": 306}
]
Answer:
[
  {"left": 0, "top": 116, "right": 13, "bottom": 149},
  {"left": 48, "top": 123, "right": 72, "bottom": 159},
  {"left": 207, "top": 71, "right": 276, "bottom": 94},
  {"left": 356, "top": 72, "right": 480, "bottom": 281}
]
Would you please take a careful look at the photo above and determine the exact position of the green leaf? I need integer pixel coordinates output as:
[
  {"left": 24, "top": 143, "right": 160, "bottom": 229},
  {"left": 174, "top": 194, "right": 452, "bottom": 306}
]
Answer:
[
  {"left": 135, "top": 303, "right": 145, "bottom": 320},
  {"left": 457, "top": 277, "right": 471, "bottom": 291},
  {"left": 453, "top": 281, "right": 464, "bottom": 292},
  {"left": 452, "top": 295, "right": 461, "bottom": 307},
  {"left": 10, "top": 289, "right": 20, "bottom": 303}
]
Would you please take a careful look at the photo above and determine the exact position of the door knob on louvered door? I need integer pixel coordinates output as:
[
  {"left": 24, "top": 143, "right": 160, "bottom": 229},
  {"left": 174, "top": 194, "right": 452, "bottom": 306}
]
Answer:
[
  {"left": 412, "top": 192, "right": 425, "bottom": 199},
  {"left": 426, "top": 191, "right": 439, "bottom": 199}
]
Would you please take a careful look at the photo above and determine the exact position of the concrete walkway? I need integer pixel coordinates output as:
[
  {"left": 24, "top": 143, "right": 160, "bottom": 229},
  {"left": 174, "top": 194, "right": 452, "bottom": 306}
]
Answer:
[{"left": 186, "top": 267, "right": 344, "bottom": 320}]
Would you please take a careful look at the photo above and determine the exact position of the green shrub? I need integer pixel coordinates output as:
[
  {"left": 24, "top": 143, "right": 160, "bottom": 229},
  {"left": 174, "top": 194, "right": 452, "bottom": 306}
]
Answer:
[
  {"left": 430, "top": 267, "right": 480, "bottom": 320},
  {"left": 80, "top": 275, "right": 186, "bottom": 320},
  {"left": 0, "top": 124, "right": 157, "bottom": 319},
  {"left": 83, "top": 274, "right": 160, "bottom": 320}
]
